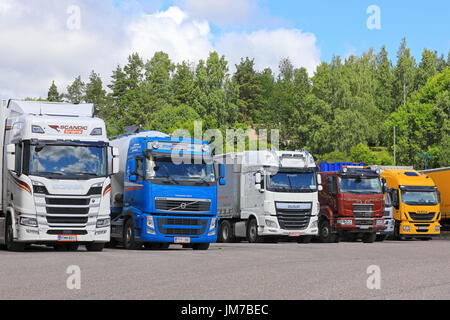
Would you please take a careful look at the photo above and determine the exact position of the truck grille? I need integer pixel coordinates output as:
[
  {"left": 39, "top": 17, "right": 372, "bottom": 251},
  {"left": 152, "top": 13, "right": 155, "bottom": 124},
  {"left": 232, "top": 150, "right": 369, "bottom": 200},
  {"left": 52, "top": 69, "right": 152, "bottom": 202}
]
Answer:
[
  {"left": 353, "top": 204, "right": 374, "bottom": 218},
  {"left": 409, "top": 212, "right": 436, "bottom": 221},
  {"left": 35, "top": 192, "right": 101, "bottom": 228},
  {"left": 276, "top": 203, "right": 312, "bottom": 230},
  {"left": 355, "top": 219, "right": 374, "bottom": 226},
  {"left": 155, "top": 198, "right": 211, "bottom": 213},
  {"left": 157, "top": 217, "right": 208, "bottom": 236}
]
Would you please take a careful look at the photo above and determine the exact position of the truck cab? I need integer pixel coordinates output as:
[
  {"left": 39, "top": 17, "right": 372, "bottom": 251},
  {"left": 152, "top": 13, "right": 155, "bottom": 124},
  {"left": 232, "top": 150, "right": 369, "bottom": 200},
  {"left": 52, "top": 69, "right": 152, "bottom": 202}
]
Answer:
[
  {"left": 110, "top": 132, "right": 221, "bottom": 250},
  {"left": 0, "top": 100, "right": 119, "bottom": 252},
  {"left": 216, "top": 150, "right": 320, "bottom": 244},
  {"left": 318, "top": 167, "right": 386, "bottom": 243},
  {"left": 381, "top": 169, "right": 441, "bottom": 240}
]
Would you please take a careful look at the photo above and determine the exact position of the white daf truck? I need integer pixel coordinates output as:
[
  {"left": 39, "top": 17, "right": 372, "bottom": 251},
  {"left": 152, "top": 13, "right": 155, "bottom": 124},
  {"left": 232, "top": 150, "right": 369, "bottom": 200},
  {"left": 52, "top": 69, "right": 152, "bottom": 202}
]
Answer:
[
  {"left": 0, "top": 100, "right": 119, "bottom": 252},
  {"left": 215, "top": 150, "right": 321, "bottom": 243}
]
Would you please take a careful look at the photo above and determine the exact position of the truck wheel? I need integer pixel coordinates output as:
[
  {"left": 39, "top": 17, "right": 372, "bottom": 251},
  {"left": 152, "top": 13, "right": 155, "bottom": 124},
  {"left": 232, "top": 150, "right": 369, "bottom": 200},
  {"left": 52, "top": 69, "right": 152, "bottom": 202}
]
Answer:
[
  {"left": 298, "top": 236, "right": 312, "bottom": 244},
  {"left": 218, "top": 220, "right": 234, "bottom": 243},
  {"left": 86, "top": 243, "right": 105, "bottom": 252},
  {"left": 193, "top": 243, "right": 210, "bottom": 250},
  {"left": 247, "top": 218, "right": 261, "bottom": 243},
  {"left": 362, "top": 233, "right": 377, "bottom": 243},
  {"left": 5, "top": 216, "right": 26, "bottom": 252},
  {"left": 319, "top": 219, "right": 336, "bottom": 243},
  {"left": 123, "top": 219, "right": 141, "bottom": 250}
]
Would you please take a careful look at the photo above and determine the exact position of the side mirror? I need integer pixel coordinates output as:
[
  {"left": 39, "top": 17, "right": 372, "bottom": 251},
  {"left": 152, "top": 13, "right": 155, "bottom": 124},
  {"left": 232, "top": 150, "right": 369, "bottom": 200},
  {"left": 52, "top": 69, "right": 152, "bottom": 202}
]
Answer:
[
  {"left": 130, "top": 175, "right": 137, "bottom": 182},
  {"left": 219, "top": 178, "right": 226, "bottom": 186},
  {"left": 220, "top": 164, "right": 225, "bottom": 179},
  {"left": 255, "top": 172, "right": 262, "bottom": 184},
  {"left": 129, "top": 158, "right": 136, "bottom": 175},
  {"left": 112, "top": 157, "right": 120, "bottom": 175},
  {"left": 6, "top": 144, "right": 15, "bottom": 172},
  {"left": 317, "top": 174, "right": 322, "bottom": 185},
  {"left": 112, "top": 147, "right": 119, "bottom": 157}
]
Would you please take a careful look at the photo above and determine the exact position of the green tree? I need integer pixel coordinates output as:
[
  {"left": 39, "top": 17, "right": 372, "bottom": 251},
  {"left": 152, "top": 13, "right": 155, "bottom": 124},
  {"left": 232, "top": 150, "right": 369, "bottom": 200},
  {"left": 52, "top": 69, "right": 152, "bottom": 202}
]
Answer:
[
  {"left": 65, "top": 76, "right": 85, "bottom": 104},
  {"left": 47, "top": 81, "right": 61, "bottom": 102}
]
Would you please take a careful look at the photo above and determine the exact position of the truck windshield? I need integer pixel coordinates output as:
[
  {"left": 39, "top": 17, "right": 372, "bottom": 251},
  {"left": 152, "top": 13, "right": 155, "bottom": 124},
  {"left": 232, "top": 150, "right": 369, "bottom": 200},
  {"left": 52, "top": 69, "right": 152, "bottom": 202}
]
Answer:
[
  {"left": 338, "top": 177, "right": 382, "bottom": 194},
  {"left": 401, "top": 191, "right": 438, "bottom": 206},
  {"left": 26, "top": 144, "right": 106, "bottom": 178},
  {"left": 146, "top": 157, "right": 216, "bottom": 184},
  {"left": 267, "top": 171, "right": 317, "bottom": 193}
]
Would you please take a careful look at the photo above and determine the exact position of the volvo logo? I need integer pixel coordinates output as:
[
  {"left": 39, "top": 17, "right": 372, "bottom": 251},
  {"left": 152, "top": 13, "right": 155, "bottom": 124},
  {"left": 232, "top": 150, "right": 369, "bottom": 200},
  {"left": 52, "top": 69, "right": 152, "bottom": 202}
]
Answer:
[{"left": 180, "top": 203, "right": 187, "bottom": 210}]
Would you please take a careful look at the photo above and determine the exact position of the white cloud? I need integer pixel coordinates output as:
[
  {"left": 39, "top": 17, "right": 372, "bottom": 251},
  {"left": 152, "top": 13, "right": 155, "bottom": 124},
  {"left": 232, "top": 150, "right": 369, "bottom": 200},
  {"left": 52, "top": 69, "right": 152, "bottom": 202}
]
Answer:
[
  {"left": 0, "top": 3, "right": 321, "bottom": 100},
  {"left": 126, "top": 6, "right": 212, "bottom": 64},
  {"left": 216, "top": 29, "right": 321, "bottom": 75}
]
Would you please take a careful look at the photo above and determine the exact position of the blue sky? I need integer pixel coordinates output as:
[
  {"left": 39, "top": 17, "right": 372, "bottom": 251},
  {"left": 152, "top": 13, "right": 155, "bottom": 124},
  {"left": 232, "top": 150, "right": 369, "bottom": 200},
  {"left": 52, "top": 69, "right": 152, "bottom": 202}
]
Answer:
[{"left": 153, "top": 0, "right": 450, "bottom": 62}]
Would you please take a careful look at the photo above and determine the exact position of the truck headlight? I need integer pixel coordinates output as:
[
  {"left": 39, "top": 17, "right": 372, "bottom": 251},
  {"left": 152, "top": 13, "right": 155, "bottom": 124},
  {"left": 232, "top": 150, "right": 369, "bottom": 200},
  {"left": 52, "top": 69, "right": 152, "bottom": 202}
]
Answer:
[
  {"left": 96, "top": 218, "right": 110, "bottom": 228},
  {"left": 20, "top": 217, "right": 38, "bottom": 227},
  {"left": 147, "top": 216, "right": 155, "bottom": 229},
  {"left": 403, "top": 225, "right": 410, "bottom": 232},
  {"left": 376, "top": 219, "right": 385, "bottom": 226},
  {"left": 310, "top": 220, "right": 318, "bottom": 229},
  {"left": 209, "top": 218, "right": 217, "bottom": 231},
  {"left": 265, "top": 220, "right": 278, "bottom": 228},
  {"left": 339, "top": 219, "right": 353, "bottom": 226},
  {"left": 435, "top": 226, "right": 440, "bottom": 232}
]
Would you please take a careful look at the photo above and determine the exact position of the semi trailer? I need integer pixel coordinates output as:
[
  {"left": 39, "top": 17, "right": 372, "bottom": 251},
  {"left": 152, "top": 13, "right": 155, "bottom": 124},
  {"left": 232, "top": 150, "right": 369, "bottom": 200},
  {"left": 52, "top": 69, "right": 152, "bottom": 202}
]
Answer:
[
  {"left": 0, "top": 99, "right": 119, "bottom": 252},
  {"left": 215, "top": 150, "right": 320, "bottom": 244},
  {"left": 421, "top": 167, "right": 450, "bottom": 227},
  {"left": 318, "top": 164, "right": 386, "bottom": 243},
  {"left": 381, "top": 169, "right": 441, "bottom": 240},
  {"left": 109, "top": 131, "right": 223, "bottom": 250}
]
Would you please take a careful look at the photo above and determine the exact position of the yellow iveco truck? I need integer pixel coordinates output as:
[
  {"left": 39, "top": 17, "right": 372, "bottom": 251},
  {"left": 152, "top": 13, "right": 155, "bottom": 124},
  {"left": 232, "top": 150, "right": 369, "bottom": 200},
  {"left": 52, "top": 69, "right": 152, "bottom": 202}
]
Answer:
[
  {"left": 381, "top": 169, "right": 441, "bottom": 240},
  {"left": 421, "top": 167, "right": 450, "bottom": 228}
]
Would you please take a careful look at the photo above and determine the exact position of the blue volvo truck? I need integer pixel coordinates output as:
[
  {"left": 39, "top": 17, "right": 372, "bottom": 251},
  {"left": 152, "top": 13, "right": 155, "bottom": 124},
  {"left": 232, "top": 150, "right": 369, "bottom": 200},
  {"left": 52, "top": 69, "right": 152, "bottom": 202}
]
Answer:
[{"left": 109, "top": 131, "right": 224, "bottom": 250}]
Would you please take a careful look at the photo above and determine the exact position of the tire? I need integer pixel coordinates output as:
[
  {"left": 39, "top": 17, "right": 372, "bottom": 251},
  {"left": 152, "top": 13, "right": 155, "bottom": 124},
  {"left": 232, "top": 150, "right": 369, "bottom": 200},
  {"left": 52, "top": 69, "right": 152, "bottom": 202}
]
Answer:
[
  {"left": 123, "top": 219, "right": 141, "bottom": 250},
  {"left": 193, "top": 243, "right": 210, "bottom": 251},
  {"left": 318, "top": 219, "right": 337, "bottom": 243},
  {"left": 362, "top": 233, "right": 377, "bottom": 243},
  {"left": 86, "top": 243, "right": 105, "bottom": 252},
  {"left": 247, "top": 218, "right": 261, "bottom": 243},
  {"left": 5, "top": 216, "right": 26, "bottom": 252},
  {"left": 376, "top": 234, "right": 388, "bottom": 242},
  {"left": 218, "top": 220, "right": 234, "bottom": 243},
  {"left": 298, "top": 236, "right": 312, "bottom": 244}
]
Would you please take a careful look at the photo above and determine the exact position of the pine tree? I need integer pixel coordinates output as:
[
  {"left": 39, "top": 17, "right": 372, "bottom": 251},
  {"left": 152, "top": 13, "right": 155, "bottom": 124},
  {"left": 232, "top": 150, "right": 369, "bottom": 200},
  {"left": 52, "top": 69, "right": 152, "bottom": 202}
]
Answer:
[
  {"left": 394, "top": 38, "right": 416, "bottom": 107},
  {"left": 47, "top": 81, "right": 60, "bottom": 102},
  {"left": 65, "top": 76, "right": 85, "bottom": 104}
]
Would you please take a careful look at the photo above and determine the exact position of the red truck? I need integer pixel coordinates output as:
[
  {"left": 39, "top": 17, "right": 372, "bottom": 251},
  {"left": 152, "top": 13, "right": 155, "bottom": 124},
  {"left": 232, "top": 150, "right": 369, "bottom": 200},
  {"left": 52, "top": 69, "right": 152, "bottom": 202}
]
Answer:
[{"left": 318, "top": 167, "right": 386, "bottom": 243}]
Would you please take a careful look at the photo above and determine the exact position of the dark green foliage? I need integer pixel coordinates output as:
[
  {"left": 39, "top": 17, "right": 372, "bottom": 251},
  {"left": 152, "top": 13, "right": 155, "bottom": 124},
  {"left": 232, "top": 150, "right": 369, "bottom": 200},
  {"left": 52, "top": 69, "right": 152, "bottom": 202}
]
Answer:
[{"left": 47, "top": 39, "right": 448, "bottom": 169}]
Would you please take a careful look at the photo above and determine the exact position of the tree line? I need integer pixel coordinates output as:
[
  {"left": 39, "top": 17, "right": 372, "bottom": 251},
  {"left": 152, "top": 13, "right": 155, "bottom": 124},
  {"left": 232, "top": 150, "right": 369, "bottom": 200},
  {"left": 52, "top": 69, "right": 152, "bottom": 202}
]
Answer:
[{"left": 45, "top": 38, "right": 450, "bottom": 169}]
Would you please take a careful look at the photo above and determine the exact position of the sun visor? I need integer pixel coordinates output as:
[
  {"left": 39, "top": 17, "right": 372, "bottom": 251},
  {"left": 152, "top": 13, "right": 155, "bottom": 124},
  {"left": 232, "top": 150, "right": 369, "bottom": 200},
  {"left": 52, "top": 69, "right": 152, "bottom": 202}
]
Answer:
[{"left": 9, "top": 100, "right": 94, "bottom": 117}]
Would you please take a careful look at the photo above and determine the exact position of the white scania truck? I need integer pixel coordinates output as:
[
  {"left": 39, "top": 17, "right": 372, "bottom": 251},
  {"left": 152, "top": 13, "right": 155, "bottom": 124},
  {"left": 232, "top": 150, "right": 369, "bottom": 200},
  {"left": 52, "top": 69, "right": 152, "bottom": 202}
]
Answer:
[
  {"left": 215, "top": 150, "right": 321, "bottom": 243},
  {"left": 0, "top": 100, "right": 119, "bottom": 252}
]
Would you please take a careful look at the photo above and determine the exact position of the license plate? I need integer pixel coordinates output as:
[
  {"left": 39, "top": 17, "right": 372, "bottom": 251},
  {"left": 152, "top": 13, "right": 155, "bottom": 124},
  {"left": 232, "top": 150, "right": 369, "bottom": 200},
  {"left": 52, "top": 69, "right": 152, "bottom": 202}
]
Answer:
[
  {"left": 174, "top": 237, "right": 191, "bottom": 244},
  {"left": 58, "top": 235, "right": 77, "bottom": 242},
  {"left": 288, "top": 232, "right": 301, "bottom": 237},
  {"left": 418, "top": 227, "right": 428, "bottom": 231},
  {"left": 359, "top": 226, "right": 371, "bottom": 230}
]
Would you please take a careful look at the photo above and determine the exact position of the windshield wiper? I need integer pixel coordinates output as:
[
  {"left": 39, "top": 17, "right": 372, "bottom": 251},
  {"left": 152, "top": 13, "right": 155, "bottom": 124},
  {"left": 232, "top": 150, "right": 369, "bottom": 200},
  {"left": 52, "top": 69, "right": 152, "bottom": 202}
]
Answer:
[{"left": 154, "top": 175, "right": 179, "bottom": 185}]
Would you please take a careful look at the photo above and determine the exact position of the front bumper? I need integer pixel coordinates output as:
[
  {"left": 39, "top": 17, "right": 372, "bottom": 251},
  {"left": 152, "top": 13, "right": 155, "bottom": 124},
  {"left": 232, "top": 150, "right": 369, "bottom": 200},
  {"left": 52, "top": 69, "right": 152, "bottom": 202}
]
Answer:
[
  {"left": 377, "top": 218, "right": 395, "bottom": 235},
  {"left": 137, "top": 214, "right": 218, "bottom": 244},
  {"left": 259, "top": 215, "right": 319, "bottom": 237},
  {"left": 335, "top": 218, "right": 385, "bottom": 233},
  {"left": 399, "top": 220, "right": 440, "bottom": 236},
  {"left": 15, "top": 224, "right": 110, "bottom": 244}
]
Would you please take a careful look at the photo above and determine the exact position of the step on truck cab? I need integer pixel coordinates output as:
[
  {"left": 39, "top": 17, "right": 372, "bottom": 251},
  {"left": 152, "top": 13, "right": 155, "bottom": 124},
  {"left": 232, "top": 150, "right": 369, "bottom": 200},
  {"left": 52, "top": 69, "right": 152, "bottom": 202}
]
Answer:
[
  {"left": 109, "top": 131, "right": 222, "bottom": 250},
  {"left": 215, "top": 150, "right": 321, "bottom": 244},
  {"left": 0, "top": 100, "right": 119, "bottom": 252},
  {"left": 382, "top": 169, "right": 441, "bottom": 240},
  {"left": 317, "top": 163, "right": 386, "bottom": 243},
  {"left": 421, "top": 167, "right": 450, "bottom": 228}
]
